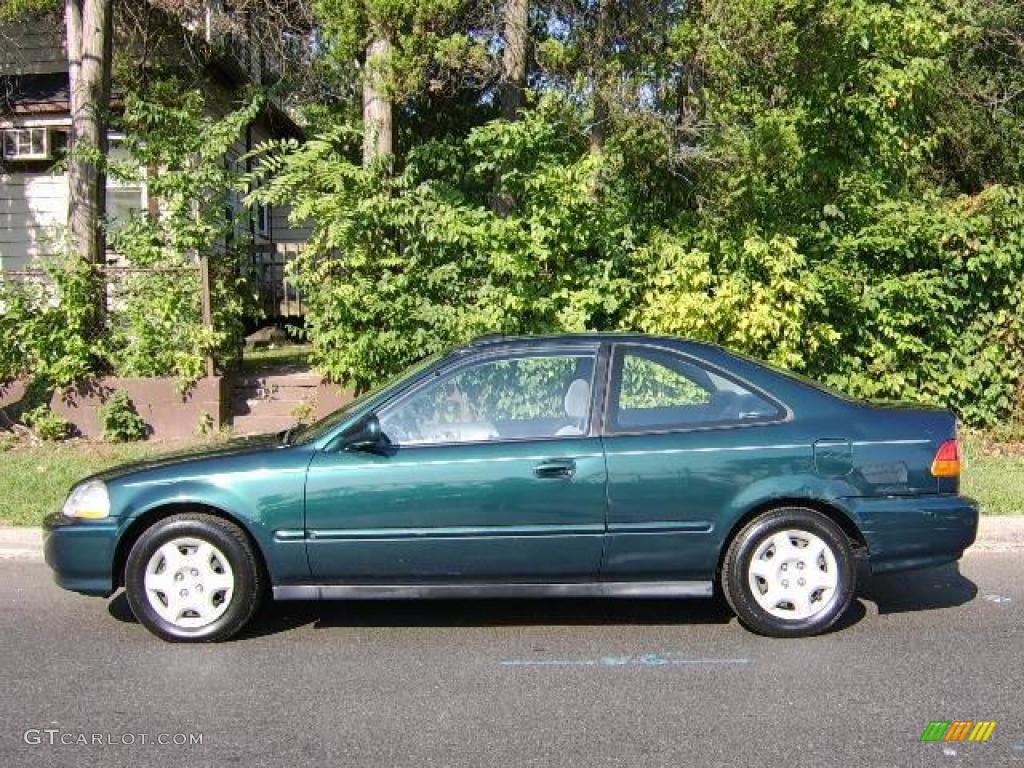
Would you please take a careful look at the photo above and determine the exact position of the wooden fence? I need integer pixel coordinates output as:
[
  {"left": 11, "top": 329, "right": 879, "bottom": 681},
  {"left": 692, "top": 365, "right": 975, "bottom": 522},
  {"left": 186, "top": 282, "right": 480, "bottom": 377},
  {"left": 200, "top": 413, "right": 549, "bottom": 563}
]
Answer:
[{"left": 3, "top": 241, "right": 308, "bottom": 320}]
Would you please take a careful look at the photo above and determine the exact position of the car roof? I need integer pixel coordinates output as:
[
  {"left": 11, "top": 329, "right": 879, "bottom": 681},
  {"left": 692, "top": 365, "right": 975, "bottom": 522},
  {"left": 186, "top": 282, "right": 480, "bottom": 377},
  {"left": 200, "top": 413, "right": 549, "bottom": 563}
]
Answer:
[
  {"left": 460, "top": 332, "right": 719, "bottom": 352},
  {"left": 451, "top": 333, "right": 848, "bottom": 415}
]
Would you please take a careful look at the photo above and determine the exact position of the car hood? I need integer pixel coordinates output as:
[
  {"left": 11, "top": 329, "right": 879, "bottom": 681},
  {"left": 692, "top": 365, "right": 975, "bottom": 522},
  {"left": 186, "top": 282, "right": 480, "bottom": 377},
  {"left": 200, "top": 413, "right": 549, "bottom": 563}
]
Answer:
[{"left": 89, "top": 433, "right": 288, "bottom": 484}]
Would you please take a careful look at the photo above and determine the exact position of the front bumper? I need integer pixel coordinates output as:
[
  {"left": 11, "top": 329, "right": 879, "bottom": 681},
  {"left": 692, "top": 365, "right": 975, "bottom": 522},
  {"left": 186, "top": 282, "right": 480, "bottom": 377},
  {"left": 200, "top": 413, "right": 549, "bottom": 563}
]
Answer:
[
  {"left": 43, "top": 513, "right": 119, "bottom": 596},
  {"left": 846, "top": 494, "right": 979, "bottom": 574}
]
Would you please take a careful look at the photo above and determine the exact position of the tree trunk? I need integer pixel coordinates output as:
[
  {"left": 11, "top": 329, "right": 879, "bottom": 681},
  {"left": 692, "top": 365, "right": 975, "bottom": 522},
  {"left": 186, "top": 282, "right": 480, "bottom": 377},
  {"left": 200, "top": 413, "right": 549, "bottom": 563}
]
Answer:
[
  {"left": 65, "top": 0, "right": 112, "bottom": 268},
  {"left": 590, "top": 90, "right": 609, "bottom": 154},
  {"left": 589, "top": 0, "right": 611, "bottom": 154},
  {"left": 500, "top": 0, "right": 528, "bottom": 120},
  {"left": 362, "top": 36, "right": 394, "bottom": 166}
]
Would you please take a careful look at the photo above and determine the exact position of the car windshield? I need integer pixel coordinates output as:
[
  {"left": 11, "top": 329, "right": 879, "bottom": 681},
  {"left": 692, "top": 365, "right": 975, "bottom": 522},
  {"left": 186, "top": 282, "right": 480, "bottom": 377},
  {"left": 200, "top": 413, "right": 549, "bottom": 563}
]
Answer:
[{"left": 288, "top": 351, "right": 447, "bottom": 444}]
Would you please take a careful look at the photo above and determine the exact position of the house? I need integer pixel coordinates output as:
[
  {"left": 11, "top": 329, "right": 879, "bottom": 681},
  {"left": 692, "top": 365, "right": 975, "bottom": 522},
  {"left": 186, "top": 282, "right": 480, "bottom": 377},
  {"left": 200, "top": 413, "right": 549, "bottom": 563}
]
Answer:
[{"left": 0, "top": 11, "right": 311, "bottom": 320}]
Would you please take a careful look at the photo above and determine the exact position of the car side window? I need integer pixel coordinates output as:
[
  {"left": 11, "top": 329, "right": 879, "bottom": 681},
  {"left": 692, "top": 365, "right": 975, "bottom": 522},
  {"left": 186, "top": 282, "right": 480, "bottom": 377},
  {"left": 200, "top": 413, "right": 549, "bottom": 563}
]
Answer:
[
  {"left": 380, "top": 354, "right": 596, "bottom": 445},
  {"left": 609, "top": 347, "right": 780, "bottom": 432}
]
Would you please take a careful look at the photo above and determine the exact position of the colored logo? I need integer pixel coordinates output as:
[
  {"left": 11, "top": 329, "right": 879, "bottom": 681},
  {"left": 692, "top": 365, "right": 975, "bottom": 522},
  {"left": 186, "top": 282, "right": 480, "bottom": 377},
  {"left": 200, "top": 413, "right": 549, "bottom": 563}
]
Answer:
[{"left": 921, "top": 721, "right": 997, "bottom": 743}]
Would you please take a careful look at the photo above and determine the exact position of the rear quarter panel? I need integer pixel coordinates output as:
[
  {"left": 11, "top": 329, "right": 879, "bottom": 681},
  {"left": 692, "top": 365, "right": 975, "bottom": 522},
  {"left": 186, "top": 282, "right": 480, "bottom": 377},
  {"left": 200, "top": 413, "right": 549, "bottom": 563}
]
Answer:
[
  {"left": 601, "top": 419, "right": 868, "bottom": 581},
  {"left": 839, "top": 403, "right": 957, "bottom": 497}
]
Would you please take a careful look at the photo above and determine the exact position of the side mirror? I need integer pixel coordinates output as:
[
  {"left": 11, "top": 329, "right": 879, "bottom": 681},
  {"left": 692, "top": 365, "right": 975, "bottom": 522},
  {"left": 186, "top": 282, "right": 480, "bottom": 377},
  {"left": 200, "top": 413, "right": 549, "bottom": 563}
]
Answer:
[{"left": 340, "top": 413, "right": 387, "bottom": 453}]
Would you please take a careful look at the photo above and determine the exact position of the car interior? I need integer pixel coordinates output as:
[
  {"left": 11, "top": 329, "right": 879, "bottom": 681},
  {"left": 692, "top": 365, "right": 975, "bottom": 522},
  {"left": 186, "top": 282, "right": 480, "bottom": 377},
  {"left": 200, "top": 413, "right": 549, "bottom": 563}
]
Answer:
[
  {"left": 378, "top": 349, "right": 781, "bottom": 445},
  {"left": 380, "top": 356, "right": 596, "bottom": 445}
]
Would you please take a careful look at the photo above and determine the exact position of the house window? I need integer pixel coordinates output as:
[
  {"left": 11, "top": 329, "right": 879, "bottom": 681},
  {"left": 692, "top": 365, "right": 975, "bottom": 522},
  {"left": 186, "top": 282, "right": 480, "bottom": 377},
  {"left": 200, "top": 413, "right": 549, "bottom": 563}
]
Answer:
[
  {"left": 224, "top": 157, "right": 247, "bottom": 240},
  {"left": 255, "top": 201, "right": 271, "bottom": 238},
  {"left": 105, "top": 138, "right": 146, "bottom": 233},
  {"left": 2, "top": 127, "right": 52, "bottom": 160},
  {"left": 106, "top": 187, "right": 146, "bottom": 232},
  {"left": 225, "top": 188, "right": 243, "bottom": 242}
]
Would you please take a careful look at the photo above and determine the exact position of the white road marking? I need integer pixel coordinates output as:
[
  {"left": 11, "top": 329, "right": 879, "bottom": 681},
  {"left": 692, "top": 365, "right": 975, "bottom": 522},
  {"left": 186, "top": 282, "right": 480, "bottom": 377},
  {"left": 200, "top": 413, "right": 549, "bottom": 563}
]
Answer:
[
  {"left": 982, "top": 594, "right": 1012, "bottom": 605},
  {"left": 501, "top": 653, "right": 751, "bottom": 668}
]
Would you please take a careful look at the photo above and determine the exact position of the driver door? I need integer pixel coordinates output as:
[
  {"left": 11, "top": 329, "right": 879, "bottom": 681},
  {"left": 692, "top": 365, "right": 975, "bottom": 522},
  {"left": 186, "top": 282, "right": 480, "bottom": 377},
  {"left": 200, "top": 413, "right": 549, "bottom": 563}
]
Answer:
[{"left": 304, "top": 348, "right": 607, "bottom": 582}]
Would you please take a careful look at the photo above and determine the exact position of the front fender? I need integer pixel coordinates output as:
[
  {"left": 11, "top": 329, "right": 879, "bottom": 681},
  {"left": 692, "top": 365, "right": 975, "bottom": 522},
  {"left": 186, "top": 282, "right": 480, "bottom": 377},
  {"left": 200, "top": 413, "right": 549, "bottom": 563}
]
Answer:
[{"left": 111, "top": 471, "right": 310, "bottom": 584}]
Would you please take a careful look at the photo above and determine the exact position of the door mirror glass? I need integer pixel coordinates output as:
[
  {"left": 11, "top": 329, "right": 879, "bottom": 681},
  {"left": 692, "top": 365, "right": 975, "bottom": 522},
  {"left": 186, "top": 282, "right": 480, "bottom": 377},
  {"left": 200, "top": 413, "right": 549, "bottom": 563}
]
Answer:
[{"left": 340, "top": 413, "right": 387, "bottom": 453}]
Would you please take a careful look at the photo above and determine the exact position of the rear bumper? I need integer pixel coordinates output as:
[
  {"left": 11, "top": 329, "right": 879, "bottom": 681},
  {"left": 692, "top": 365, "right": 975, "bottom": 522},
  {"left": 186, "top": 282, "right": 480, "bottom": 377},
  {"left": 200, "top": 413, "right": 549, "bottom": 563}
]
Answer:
[
  {"left": 43, "top": 513, "right": 118, "bottom": 597},
  {"left": 845, "top": 494, "right": 979, "bottom": 574}
]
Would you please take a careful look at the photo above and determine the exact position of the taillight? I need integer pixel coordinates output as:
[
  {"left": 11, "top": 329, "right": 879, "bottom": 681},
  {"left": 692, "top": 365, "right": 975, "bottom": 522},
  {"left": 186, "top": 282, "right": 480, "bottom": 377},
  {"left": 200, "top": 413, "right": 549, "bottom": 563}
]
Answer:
[{"left": 931, "top": 439, "right": 961, "bottom": 477}]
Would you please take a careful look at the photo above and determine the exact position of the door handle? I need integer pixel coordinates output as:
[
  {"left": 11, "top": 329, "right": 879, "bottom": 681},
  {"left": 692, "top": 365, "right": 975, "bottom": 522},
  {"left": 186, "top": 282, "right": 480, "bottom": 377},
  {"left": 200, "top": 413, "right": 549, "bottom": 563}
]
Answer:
[{"left": 533, "top": 459, "right": 576, "bottom": 479}]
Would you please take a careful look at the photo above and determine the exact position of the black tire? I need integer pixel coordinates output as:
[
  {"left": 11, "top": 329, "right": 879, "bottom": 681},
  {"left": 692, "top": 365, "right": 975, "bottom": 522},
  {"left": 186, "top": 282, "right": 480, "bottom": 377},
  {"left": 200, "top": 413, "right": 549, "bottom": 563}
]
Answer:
[
  {"left": 720, "top": 507, "right": 856, "bottom": 638},
  {"left": 124, "top": 513, "right": 263, "bottom": 642}
]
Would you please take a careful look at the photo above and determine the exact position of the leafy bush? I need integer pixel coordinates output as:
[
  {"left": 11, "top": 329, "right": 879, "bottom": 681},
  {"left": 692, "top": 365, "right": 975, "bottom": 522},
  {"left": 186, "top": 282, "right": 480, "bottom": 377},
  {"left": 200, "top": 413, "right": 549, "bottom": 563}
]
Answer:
[
  {"left": 196, "top": 411, "right": 215, "bottom": 436},
  {"left": 0, "top": 255, "right": 104, "bottom": 387},
  {"left": 256, "top": 77, "right": 1024, "bottom": 425},
  {"left": 99, "top": 390, "right": 148, "bottom": 442},
  {"left": 0, "top": 0, "right": 59, "bottom": 21},
  {"left": 815, "top": 187, "right": 1024, "bottom": 426},
  {"left": 0, "top": 83, "right": 258, "bottom": 392},
  {"left": 252, "top": 97, "right": 635, "bottom": 391},
  {"left": 22, "top": 405, "right": 72, "bottom": 441},
  {"left": 7, "top": 0, "right": 1018, "bottom": 432},
  {"left": 630, "top": 232, "right": 839, "bottom": 373},
  {"left": 107, "top": 84, "right": 259, "bottom": 383}
]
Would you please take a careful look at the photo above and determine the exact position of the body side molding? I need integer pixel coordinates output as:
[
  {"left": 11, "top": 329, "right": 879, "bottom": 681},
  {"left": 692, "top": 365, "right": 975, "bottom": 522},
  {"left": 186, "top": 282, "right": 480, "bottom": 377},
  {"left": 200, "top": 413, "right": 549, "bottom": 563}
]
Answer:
[{"left": 273, "top": 580, "right": 713, "bottom": 601}]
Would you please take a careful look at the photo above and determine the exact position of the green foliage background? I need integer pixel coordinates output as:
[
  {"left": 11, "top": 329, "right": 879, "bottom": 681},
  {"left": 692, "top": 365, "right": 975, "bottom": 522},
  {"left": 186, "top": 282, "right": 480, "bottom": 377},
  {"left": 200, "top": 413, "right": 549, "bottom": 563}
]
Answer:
[
  {"left": 252, "top": 0, "right": 1024, "bottom": 426},
  {"left": 2, "top": 0, "right": 1022, "bottom": 429}
]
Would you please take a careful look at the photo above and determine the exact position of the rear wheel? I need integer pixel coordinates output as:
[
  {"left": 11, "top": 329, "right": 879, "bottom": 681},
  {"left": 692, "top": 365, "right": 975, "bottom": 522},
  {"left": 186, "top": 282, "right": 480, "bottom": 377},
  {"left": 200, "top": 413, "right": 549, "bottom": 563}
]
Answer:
[
  {"left": 721, "top": 507, "right": 856, "bottom": 637},
  {"left": 124, "top": 514, "right": 263, "bottom": 642}
]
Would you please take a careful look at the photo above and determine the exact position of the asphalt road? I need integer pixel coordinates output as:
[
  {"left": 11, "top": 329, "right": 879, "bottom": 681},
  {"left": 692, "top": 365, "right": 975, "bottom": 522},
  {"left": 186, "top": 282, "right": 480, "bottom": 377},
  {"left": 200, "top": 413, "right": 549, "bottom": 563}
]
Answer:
[{"left": 0, "top": 552, "right": 1021, "bottom": 768}]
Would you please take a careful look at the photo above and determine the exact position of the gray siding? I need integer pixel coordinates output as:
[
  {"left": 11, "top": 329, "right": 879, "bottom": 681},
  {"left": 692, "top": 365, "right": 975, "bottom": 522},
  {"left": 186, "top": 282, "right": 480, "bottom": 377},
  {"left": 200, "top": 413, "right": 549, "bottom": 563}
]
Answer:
[
  {"left": 0, "top": 23, "right": 66, "bottom": 76},
  {"left": 271, "top": 204, "right": 312, "bottom": 243},
  {"left": 0, "top": 170, "right": 67, "bottom": 270},
  {"left": 235, "top": 124, "right": 312, "bottom": 246}
]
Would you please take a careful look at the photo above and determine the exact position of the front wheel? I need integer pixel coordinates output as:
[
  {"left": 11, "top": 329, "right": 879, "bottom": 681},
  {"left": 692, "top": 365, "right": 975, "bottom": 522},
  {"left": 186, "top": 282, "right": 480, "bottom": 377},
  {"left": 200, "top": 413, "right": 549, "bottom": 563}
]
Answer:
[
  {"left": 124, "top": 513, "right": 263, "bottom": 642},
  {"left": 721, "top": 508, "right": 856, "bottom": 638}
]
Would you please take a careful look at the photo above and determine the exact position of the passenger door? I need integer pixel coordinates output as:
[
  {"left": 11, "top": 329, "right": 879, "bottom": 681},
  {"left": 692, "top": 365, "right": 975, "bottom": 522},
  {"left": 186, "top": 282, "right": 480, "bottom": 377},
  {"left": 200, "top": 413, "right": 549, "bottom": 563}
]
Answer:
[
  {"left": 600, "top": 344, "right": 798, "bottom": 581},
  {"left": 304, "top": 348, "right": 607, "bottom": 581}
]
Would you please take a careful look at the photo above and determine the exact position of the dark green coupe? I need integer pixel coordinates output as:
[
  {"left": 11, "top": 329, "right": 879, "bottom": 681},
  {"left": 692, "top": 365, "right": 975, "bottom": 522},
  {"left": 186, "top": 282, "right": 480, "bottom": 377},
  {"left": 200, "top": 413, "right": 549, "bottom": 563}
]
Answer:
[{"left": 44, "top": 334, "right": 978, "bottom": 641}]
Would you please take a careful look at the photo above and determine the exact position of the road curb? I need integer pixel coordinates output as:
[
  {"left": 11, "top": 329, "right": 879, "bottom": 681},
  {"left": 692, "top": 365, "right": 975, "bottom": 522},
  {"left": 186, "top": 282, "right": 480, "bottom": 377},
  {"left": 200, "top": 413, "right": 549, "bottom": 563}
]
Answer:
[
  {"left": 0, "top": 527, "right": 43, "bottom": 561},
  {"left": 972, "top": 516, "right": 1024, "bottom": 552},
  {"left": 2, "top": 516, "right": 1023, "bottom": 561}
]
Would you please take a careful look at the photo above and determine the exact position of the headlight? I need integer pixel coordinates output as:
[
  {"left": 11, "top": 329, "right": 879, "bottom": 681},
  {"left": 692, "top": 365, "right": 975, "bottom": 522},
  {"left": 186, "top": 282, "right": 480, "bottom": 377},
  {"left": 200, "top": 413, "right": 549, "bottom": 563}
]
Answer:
[{"left": 62, "top": 480, "right": 111, "bottom": 520}]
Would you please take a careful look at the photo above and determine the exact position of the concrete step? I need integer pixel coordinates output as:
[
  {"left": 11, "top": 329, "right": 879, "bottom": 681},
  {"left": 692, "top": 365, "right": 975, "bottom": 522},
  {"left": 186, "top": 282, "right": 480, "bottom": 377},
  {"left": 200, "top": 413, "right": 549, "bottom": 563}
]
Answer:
[
  {"left": 231, "top": 399, "right": 303, "bottom": 415},
  {"left": 229, "top": 364, "right": 335, "bottom": 436},
  {"left": 230, "top": 392, "right": 311, "bottom": 409},
  {"left": 227, "top": 367, "right": 331, "bottom": 435},
  {"left": 233, "top": 371, "right": 322, "bottom": 389},
  {"left": 232, "top": 380, "right": 319, "bottom": 404}
]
